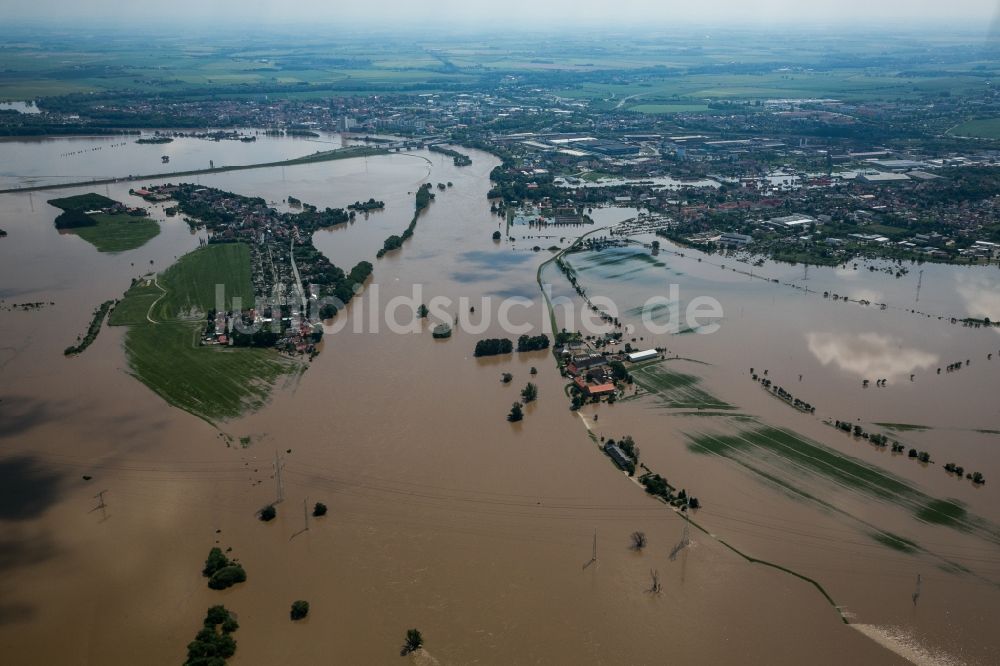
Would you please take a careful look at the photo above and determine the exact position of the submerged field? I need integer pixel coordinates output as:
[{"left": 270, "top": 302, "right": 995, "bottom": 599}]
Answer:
[
  {"left": 686, "top": 423, "right": 1000, "bottom": 570},
  {"left": 631, "top": 360, "right": 734, "bottom": 411},
  {"left": 110, "top": 242, "right": 298, "bottom": 423}
]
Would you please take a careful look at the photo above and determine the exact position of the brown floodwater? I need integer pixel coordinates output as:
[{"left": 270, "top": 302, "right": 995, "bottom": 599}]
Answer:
[{"left": 0, "top": 138, "right": 995, "bottom": 665}]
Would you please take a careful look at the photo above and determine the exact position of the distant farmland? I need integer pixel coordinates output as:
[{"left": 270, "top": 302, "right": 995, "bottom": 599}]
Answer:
[{"left": 949, "top": 118, "right": 1000, "bottom": 139}]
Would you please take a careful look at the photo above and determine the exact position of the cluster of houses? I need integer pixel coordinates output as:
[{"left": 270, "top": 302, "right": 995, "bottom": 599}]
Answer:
[
  {"left": 84, "top": 199, "right": 148, "bottom": 218},
  {"left": 132, "top": 183, "right": 355, "bottom": 359},
  {"left": 201, "top": 307, "right": 321, "bottom": 357},
  {"left": 568, "top": 351, "right": 617, "bottom": 398},
  {"left": 562, "top": 348, "right": 659, "bottom": 399},
  {"left": 706, "top": 201, "right": 1000, "bottom": 263}
]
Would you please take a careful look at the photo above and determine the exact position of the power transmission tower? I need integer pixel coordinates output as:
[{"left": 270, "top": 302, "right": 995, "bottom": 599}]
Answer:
[
  {"left": 290, "top": 497, "right": 310, "bottom": 541},
  {"left": 670, "top": 517, "right": 691, "bottom": 561},
  {"left": 583, "top": 528, "right": 598, "bottom": 569},
  {"left": 915, "top": 269, "right": 924, "bottom": 303},
  {"left": 649, "top": 569, "right": 662, "bottom": 594},
  {"left": 274, "top": 451, "right": 285, "bottom": 504},
  {"left": 92, "top": 490, "right": 108, "bottom": 521},
  {"left": 912, "top": 573, "right": 922, "bottom": 607}
]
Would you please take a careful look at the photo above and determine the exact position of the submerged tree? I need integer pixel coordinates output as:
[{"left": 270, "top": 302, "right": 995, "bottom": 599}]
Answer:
[
  {"left": 630, "top": 531, "right": 647, "bottom": 551},
  {"left": 520, "top": 382, "right": 538, "bottom": 403},
  {"left": 208, "top": 564, "right": 247, "bottom": 590},
  {"left": 202, "top": 547, "right": 230, "bottom": 577},
  {"left": 401, "top": 628, "right": 424, "bottom": 655},
  {"left": 185, "top": 605, "right": 238, "bottom": 665},
  {"left": 508, "top": 402, "right": 524, "bottom": 422},
  {"left": 290, "top": 600, "right": 310, "bottom": 621}
]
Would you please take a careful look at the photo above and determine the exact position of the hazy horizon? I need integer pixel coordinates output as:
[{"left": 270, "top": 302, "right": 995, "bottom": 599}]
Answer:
[{"left": 2, "top": 0, "right": 999, "bottom": 30}]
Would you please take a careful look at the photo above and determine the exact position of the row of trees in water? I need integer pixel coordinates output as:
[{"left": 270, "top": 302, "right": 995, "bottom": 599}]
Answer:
[
  {"left": 474, "top": 334, "right": 551, "bottom": 357},
  {"left": 834, "top": 420, "right": 986, "bottom": 484}
]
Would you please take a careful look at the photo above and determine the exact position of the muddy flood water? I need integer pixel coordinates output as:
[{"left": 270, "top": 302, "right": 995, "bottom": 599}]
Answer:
[{"left": 0, "top": 135, "right": 997, "bottom": 665}]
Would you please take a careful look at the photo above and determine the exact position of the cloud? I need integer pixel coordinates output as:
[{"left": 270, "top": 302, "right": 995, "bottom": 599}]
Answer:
[
  {"left": 955, "top": 272, "right": 1000, "bottom": 330},
  {"left": 806, "top": 331, "right": 938, "bottom": 380}
]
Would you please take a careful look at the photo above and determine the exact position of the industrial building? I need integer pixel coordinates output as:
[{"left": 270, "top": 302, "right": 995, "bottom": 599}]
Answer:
[
  {"left": 860, "top": 171, "right": 910, "bottom": 183},
  {"left": 586, "top": 140, "right": 641, "bottom": 157},
  {"left": 604, "top": 442, "right": 632, "bottom": 471},
  {"left": 720, "top": 232, "right": 753, "bottom": 246},
  {"left": 766, "top": 214, "right": 816, "bottom": 228}
]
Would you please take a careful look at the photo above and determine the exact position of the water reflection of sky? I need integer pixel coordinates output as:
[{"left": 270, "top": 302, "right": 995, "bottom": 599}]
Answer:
[
  {"left": 806, "top": 331, "right": 939, "bottom": 381},
  {"left": 955, "top": 272, "right": 1000, "bottom": 330},
  {"left": 451, "top": 249, "right": 535, "bottom": 284}
]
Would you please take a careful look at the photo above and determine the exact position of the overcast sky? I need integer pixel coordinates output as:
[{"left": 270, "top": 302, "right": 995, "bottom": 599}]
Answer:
[{"left": 1, "top": 0, "right": 998, "bottom": 28}]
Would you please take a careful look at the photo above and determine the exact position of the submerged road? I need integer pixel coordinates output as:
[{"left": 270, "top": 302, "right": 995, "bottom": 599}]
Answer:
[{"left": 0, "top": 146, "right": 387, "bottom": 195}]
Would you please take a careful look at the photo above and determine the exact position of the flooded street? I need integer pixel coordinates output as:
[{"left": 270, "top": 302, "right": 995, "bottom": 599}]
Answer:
[{"left": 0, "top": 137, "right": 997, "bottom": 664}]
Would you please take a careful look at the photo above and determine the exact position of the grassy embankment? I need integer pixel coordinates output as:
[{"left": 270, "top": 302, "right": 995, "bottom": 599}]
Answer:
[
  {"left": 47, "top": 192, "right": 159, "bottom": 252},
  {"left": 109, "top": 243, "right": 298, "bottom": 424}
]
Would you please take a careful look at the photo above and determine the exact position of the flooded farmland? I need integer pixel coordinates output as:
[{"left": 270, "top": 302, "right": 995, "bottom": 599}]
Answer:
[{"left": 0, "top": 136, "right": 997, "bottom": 665}]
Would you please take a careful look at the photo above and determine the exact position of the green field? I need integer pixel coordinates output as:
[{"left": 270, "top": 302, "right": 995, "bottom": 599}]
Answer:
[
  {"left": 108, "top": 281, "right": 162, "bottom": 326},
  {"left": 949, "top": 118, "right": 1000, "bottom": 139},
  {"left": 559, "top": 70, "right": 988, "bottom": 103},
  {"left": 110, "top": 243, "right": 298, "bottom": 423},
  {"left": 48, "top": 193, "right": 159, "bottom": 252},
  {"left": 628, "top": 103, "right": 711, "bottom": 114},
  {"left": 2, "top": 29, "right": 992, "bottom": 102},
  {"left": 152, "top": 242, "right": 254, "bottom": 318},
  {"left": 47, "top": 193, "right": 116, "bottom": 211},
  {"left": 66, "top": 213, "right": 159, "bottom": 252}
]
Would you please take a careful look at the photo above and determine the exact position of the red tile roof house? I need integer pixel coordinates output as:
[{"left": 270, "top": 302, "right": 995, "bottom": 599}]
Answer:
[{"left": 574, "top": 376, "right": 616, "bottom": 397}]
